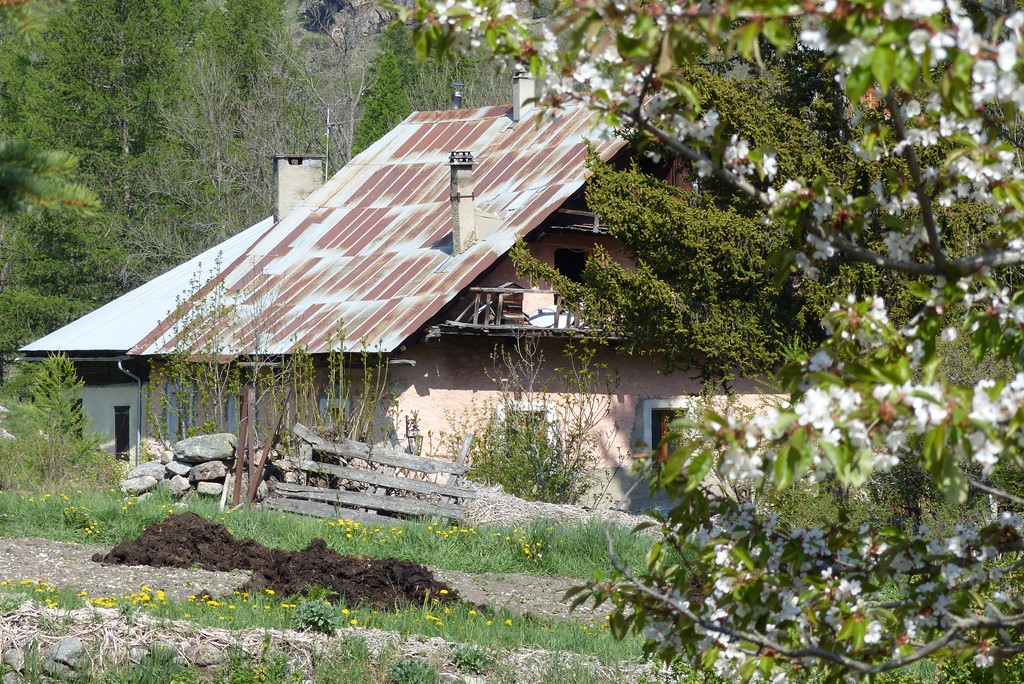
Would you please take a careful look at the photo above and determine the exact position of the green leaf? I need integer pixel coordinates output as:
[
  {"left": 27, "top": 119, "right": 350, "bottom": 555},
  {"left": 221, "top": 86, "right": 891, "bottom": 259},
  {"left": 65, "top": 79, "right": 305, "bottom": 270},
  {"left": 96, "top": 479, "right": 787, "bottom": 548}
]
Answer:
[
  {"left": 687, "top": 448, "right": 715, "bottom": 486},
  {"left": 837, "top": 616, "right": 857, "bottom": 641},
  {"left": 734, "top": 21, "right": 762, "bottom": 62},
  {"left": 871, "top": 47, "right": 897, "bottom": 93},
  {"left": 774, "top": 444, "right": 801, "bottom": 490},
  {"left": 940, "top": 452, "right": 968, "bottom": 504},
  {"left": 846, "top": 66, "right": 874, "bottom": 104},
  {"left": 733, "top": 546, "right": 755, "bottom": 571}
]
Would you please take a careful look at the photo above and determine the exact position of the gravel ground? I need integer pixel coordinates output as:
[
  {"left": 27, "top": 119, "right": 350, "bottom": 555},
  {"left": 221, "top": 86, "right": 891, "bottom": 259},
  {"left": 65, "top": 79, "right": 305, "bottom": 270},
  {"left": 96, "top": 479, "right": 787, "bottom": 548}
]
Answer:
[{"left": 0, "top": 537, "right": 603, "bottom": 620}]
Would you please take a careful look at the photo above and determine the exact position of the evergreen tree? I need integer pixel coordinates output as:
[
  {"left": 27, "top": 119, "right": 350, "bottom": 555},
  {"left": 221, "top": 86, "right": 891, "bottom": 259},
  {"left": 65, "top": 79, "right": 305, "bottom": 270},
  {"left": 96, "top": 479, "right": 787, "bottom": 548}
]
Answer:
[
  {"left": 351, "top": 22, "right": 417, "bottom": 155},
  {"left": 512, "top": 65, "right": 911, "bottom": 383}
]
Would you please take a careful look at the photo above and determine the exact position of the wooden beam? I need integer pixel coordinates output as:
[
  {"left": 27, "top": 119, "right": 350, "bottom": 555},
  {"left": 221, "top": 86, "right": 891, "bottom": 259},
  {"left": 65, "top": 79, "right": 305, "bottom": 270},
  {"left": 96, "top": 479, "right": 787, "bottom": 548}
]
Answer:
[
  {"left": 445, "top": 435, "right": 474, "bottom": 488},
  {"left": 292, "top": 423, "right": 467, "bottom": 475},
  {"left": 262, "top": 497, "right": 404, "bottom": 525},
  {"left": 273, "top": 482, "right": 464, "bottom": 520},
  {"left": 294, "top": 459, "right": 477, "bottom": 500}
]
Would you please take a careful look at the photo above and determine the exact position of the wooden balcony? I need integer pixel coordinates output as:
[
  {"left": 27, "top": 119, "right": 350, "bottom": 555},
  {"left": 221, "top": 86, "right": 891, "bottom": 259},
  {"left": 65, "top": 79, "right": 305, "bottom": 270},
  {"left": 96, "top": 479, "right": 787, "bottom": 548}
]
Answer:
[{"left": 435, "top": 286, "right": 587, "bottom": 336}]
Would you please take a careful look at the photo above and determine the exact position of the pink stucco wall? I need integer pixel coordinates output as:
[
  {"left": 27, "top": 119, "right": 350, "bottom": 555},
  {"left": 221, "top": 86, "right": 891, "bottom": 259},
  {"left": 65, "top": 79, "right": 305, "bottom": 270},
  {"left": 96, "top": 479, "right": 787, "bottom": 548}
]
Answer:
[
  {"left": 388, "top": 336, "right": 767, "bottom": 461},
  {"left": 386, "top": 335, "right": 771, "bottom": 509}
]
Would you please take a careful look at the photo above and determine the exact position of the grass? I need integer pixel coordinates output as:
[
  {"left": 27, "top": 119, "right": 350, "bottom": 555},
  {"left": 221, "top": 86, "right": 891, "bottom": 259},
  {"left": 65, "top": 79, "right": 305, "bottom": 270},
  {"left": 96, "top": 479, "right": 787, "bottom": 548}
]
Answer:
[
  {"left": 0, "top": 642, "right": 645, "bottom": 684},
  {"left": 0, "top": 577, "right": 640, "bottom": 665},
  {"left": 0, "top": 486, "right": 654, "bottom": 669},
  {"left": 0, "top": 487, "right": 659, "bottom": 580}
]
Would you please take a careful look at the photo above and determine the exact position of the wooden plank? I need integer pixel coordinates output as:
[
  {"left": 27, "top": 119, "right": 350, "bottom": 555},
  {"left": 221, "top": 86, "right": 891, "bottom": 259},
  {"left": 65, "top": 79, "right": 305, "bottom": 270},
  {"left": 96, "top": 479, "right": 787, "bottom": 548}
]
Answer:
[
  {"left": 294, "top": 459, "right": 478, "bottom": 499},
  {"left": 231, "top": 389, "right": 251, "bottom": 507},
  {"left": 274, "top": 482, "right": 464, "bottom": 520},
  {"left": 293, "top": 424, "right": 467, "bottom": 475},
  {"left": 466, "top": 287, "right": 558, "bottom": 294},
  {"left": 263, "top": 498, "right": 405, "bottom": 525},
  {"left": 248, "top": 386, "right": 292, "bottom": 505},
  {"left": 445, "top": 435, "right": 474, "bottom": 488}
]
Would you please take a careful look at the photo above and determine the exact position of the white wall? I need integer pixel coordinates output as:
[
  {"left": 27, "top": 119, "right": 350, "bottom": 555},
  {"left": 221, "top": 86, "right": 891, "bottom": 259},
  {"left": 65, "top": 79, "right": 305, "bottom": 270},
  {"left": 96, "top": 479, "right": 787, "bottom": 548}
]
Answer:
[{"left": 81, "top": 383, "right": 146, "bottom": 456}]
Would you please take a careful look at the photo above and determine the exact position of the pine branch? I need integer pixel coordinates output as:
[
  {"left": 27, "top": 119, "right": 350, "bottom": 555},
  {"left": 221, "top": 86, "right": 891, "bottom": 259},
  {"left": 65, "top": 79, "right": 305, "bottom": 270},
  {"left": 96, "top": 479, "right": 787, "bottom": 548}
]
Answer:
[{"left": 0, "top": 141, "right": 100, "bottom": 215}]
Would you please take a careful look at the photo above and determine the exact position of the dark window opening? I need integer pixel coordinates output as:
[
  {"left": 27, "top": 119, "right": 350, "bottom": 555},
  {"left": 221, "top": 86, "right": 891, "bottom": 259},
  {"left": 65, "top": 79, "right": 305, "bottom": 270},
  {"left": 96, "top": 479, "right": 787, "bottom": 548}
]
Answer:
[
  {"left": 554, "top": 248, "right": 588, "bottom": 283},
  {"left": 114, "top": 405, "right": 130, "bottom": 459},
  {"left": 651, "top": 408, "right": 680, "bottom": 460}
]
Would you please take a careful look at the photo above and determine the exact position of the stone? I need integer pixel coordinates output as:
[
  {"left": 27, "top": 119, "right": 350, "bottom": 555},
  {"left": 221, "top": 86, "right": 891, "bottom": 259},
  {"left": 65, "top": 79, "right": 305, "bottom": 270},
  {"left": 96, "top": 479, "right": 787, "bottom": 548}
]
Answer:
[
  {"left": 2, "top": 648, "right": 24, "bottom": 672},
  {"left": 120, "top": 475, "right": 158, "bottom": 495},
  {"left": 127, "top": 647, "right": 148, "bottom": 664},
  {"left": 169, "top": 475, "right": 191, "bottom": 496},
  {"left": 186, "top": 642, "right": 226, "bottom": 667},
  {"left": 238, "top": 475, "right": 270, "bottom": 502},
  {"left": 0, "top": 428, "right": 13, "bottom": 441},
  {"left": 189, "top": 460, "right": 227, "bottom": 482},
  {"left": 126, "top": 460, "right": 166, "bottom": 480},
  {"left": 438, "top": 674, "right": 465, "bottom": 684},
  {"left": 196, "top": 481, "right": 223, "bottom": 497},
  {"left": 41, "top": 637, "right": 87, "bottom": 678},
  {"left": 159, "top": 450, "right": 174, "bottom": 464},
  {"left": 174, "top": 433, "right": 236, "bottom": 464},
  {"left": 166, "top": 460, "right": 192, "bottom": 477},
  {"left": 3, "top": 671, "right": 23, "bottom": 684}
]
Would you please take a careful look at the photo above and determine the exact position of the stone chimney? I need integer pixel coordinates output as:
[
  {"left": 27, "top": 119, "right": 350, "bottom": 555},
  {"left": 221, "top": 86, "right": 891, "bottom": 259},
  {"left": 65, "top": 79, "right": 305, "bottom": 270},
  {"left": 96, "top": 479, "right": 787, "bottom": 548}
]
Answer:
[
  {"left": 512, "top": 65, "right": 534, "bottom": 123},
  {"left": 273, "top": 155, "right": 324, "bottom": 222},
  {"left": 449, "top": 150, "right": 476, "bottom": 254},
  {"left": 451, "top": 81, "right": 464, "bottom": 110}
]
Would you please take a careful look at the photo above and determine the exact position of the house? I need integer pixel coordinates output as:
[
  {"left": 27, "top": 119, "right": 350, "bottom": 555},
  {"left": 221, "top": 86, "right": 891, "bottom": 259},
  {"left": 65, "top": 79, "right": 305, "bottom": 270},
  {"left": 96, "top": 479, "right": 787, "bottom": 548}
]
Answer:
[{"left": 21, "top": 73, "right": 765, "bottom": 509}]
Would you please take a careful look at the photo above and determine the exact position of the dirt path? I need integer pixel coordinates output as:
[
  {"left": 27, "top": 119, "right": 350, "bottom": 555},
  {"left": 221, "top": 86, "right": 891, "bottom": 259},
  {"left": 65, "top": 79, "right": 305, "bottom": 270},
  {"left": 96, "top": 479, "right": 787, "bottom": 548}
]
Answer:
[{"left": 0, "top": 537, "right": 602, "bottom": 621}]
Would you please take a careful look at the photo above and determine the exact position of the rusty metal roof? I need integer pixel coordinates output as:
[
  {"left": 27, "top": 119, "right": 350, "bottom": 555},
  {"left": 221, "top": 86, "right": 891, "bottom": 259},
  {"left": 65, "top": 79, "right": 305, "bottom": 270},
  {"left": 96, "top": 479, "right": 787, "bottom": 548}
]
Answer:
[{"left": 28, "top": 103, "right": 624, "bottom": 357}]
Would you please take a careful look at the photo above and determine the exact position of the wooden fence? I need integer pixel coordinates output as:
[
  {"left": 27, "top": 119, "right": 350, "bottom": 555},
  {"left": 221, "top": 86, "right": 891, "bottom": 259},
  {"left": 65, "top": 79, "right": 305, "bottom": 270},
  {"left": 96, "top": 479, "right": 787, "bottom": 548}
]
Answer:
[{"left": 262, "top": 423, "right": 474, "bottom": 524}]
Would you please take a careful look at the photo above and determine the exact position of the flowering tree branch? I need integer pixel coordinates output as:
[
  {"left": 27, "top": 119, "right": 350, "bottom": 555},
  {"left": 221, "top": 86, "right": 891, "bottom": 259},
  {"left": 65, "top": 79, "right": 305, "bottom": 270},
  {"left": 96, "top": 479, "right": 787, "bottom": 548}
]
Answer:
[{"left": 409, "top": 0, "right": 1024, "bottom": 678}]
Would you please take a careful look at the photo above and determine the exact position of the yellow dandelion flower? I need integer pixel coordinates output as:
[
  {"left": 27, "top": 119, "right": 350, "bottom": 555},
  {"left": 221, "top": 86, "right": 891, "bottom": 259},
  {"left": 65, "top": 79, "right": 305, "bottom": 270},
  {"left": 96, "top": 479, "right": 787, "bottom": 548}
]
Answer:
[{"left": 504, "top": 619, "right": 512, "bottom": 626}]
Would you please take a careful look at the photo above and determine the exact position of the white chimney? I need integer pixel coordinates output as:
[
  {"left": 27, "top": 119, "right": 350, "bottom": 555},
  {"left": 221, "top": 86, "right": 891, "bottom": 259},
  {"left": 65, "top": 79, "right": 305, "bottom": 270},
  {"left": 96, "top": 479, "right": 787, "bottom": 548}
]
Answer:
[
  {"left": 512, "top": 65, "right": 534, "bottom": 123},
  {"left": 273, "top": 155, "right": 324, "bottom": 222},
  {"left": 449, "top": 150, "right": 476, "bottom": 254}
]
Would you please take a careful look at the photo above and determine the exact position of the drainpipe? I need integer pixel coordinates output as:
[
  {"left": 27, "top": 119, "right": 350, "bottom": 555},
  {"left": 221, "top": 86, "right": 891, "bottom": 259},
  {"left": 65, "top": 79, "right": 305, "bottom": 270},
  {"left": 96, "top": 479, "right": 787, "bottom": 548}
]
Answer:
[{"left": 116, "top": 359, "right": 143, "bottom": 466}]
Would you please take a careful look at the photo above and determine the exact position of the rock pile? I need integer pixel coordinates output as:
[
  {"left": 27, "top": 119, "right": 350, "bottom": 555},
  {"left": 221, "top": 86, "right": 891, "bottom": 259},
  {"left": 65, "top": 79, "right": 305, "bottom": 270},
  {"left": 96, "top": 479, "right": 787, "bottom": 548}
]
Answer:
[
  {"left": 2, "top": 637, "right": 88, "bottom": 681},
  {"left": 118, "top": 433, "right": 269, "bottom": 501}
]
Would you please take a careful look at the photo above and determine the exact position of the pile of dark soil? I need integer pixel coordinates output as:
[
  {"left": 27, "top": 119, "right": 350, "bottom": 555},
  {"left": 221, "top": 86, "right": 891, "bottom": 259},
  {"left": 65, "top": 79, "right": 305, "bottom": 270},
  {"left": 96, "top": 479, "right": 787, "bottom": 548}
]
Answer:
[{"left": 93, "top": 512, "right": 457, "bottom": 609}]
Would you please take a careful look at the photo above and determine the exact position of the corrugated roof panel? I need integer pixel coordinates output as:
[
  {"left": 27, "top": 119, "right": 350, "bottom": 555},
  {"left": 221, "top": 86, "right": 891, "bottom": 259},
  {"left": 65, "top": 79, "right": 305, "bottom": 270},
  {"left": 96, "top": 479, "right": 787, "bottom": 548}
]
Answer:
[{"left": 26, "top": 102, "right": 624, "bottom": 358}]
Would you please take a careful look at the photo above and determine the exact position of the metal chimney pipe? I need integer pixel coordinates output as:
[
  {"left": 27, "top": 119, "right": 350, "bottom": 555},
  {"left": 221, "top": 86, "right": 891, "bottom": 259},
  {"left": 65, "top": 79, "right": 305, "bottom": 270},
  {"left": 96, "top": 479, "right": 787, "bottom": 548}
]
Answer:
[{"left": 451, "top": 81, "right": 464, "bottom": 110}]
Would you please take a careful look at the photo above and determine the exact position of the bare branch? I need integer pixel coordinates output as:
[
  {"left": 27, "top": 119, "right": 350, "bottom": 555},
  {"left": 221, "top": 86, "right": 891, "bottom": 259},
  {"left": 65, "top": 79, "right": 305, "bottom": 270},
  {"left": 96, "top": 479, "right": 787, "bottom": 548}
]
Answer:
[
  {"left": 969, "top": 477, "right": 1024, "bottom": 507},
  {"left": 885, "top": 91, "right": 947, "bottom": 272}
]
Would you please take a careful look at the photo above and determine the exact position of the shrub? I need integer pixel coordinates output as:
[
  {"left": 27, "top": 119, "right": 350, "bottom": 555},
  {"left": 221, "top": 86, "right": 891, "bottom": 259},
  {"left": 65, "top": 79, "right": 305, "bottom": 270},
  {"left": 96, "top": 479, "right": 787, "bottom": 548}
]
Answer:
[
  {"left": 0, "top": 354, "right": 119, "bottom": 489},
  {"left": 385, "top": 658, "right": 437, "bottom": 684},
  {"left": 465, "top": 338, "right": 618, "bottom": 504},
  {"left": 451, "top": 645, "right": 494, "bottom": 675},
  {"left": 292, "top": 597, "right": 341, "bottom": 635}
]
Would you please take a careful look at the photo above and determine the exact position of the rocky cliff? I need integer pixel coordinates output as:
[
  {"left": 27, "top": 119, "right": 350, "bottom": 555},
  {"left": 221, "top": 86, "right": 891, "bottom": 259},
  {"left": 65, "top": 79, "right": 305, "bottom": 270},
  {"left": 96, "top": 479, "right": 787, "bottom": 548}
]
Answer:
[{"left": 298, "top": 0, "right": 414, "bottom": 40}]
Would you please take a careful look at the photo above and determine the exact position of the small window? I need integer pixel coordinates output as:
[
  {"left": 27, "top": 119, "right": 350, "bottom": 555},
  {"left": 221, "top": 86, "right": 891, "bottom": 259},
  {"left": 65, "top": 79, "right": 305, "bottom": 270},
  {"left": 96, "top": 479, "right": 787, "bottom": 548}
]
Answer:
[
  {"left": 114, "top": 405, "right": 130, "bottom": 459},
  {"left": 650, "top": 408, "right": 680, "bottom": 460},
  {"left": 641, "top": 399, "right": 693, "bottom": 457},
  {"left": 554, "top": 248, "right": 588, "bottom": 283},
  {"left": 494, "top": 400, "right": 558, "bottom": 444}
]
